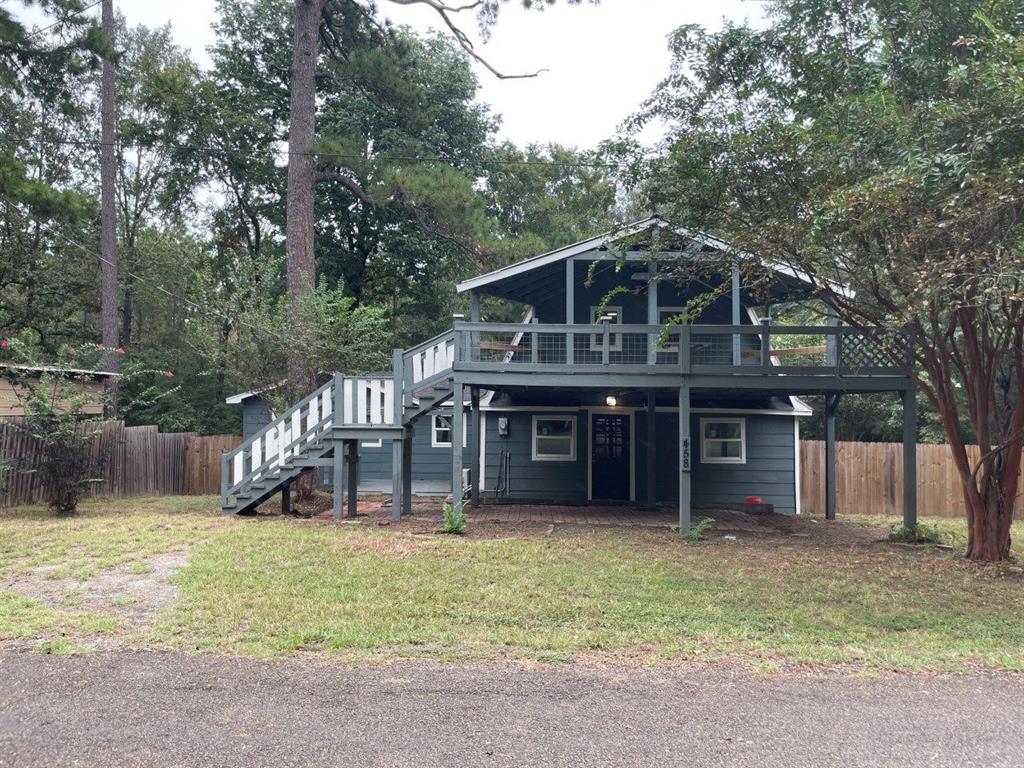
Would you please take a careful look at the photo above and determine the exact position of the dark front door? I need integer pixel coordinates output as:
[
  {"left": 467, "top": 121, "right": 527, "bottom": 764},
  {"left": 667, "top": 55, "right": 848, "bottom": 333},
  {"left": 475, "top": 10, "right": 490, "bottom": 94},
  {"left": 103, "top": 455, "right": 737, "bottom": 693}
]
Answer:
[{"left": 591, "top": 413, "right": 631, "bottom": 501}]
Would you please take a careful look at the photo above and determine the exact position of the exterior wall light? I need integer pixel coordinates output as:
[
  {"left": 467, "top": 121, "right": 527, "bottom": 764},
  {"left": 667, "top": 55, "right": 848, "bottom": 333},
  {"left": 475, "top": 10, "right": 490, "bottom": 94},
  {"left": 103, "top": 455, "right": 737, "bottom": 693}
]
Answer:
[{"left": 605, "top": 395, "right": 618, "bottom": 407}]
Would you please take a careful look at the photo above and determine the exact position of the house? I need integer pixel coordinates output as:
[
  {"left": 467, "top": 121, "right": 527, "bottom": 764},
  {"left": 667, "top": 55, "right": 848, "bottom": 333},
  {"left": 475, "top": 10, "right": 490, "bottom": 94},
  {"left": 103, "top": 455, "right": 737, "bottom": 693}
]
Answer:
[
  {"left": 219, "top": 218, "right": 917, "bottom": 530},
  {"left": 0, "top": 364, "right": 118, "bottom": 418}
]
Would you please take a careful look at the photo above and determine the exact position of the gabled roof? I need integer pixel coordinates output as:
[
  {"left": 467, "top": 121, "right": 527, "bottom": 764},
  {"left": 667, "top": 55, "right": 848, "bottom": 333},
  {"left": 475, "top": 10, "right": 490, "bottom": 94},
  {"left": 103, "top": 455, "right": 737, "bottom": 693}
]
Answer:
[{"left": 457, "top": 217, "right": 851, "bottom": 298}]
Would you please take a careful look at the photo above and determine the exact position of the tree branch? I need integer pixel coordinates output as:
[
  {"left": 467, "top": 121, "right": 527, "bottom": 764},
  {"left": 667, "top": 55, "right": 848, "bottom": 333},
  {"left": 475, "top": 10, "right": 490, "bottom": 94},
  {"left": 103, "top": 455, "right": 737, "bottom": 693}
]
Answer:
[{"left": 314, "top": 170, "right": 375, "bottom": 206}]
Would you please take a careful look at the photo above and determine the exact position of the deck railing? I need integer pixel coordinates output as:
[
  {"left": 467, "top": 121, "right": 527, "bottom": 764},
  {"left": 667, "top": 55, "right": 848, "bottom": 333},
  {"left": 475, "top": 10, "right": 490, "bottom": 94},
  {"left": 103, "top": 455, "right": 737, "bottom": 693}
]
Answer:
[{"left": 452, "top": 321, "right": 906, "bottom": 376}]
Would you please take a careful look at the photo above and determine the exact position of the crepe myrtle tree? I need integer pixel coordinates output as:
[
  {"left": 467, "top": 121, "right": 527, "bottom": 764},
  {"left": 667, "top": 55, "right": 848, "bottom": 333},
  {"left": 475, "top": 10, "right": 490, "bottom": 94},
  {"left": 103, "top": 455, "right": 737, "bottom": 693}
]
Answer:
[
  {"left": 283, "top": 0, "right": 595, "bottom": 391},
  {"left": 619, "top": 2, "right": 1024, "bottom": 560},
  {"left": 0, "top": 336, "right": 174, "bottom": 515}
]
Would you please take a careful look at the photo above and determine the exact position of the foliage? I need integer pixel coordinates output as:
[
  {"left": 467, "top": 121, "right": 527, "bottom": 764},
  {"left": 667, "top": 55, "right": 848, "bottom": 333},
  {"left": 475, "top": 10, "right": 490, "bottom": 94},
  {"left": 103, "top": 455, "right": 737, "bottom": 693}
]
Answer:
[
  {"left": 684, "top": 516, "right": 715, "bottom": 543},
  {"left": 440, "top": 500, "right": 467, "bottom": 535},
  {"left": 0, "top": 334, "right": 171, "bottom": 515},
  {"left": 623, "top": 0, "right": 1024, "bottom": 561},
  {"left": 888, "top": 522, "right": 946, "bottom": 546}
]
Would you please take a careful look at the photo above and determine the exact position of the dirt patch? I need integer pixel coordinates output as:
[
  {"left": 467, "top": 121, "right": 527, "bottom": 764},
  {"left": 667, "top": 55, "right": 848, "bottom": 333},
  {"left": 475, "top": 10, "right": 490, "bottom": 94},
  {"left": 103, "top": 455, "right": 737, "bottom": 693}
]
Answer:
[{"left": 3, "top": 551, "right": 189, "bottom": 628}]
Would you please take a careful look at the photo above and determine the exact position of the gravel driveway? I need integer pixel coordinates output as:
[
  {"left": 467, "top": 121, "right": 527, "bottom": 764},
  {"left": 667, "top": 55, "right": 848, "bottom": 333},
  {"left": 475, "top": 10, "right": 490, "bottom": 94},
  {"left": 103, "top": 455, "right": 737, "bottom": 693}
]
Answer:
[{"left": 1, "top": 651, "right": 1021, "bottom": 768}]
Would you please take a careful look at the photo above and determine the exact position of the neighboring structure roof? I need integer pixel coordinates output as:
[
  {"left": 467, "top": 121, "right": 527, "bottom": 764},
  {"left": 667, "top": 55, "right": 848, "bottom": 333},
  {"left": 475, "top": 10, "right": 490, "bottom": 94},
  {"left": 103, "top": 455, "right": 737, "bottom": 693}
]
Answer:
[
  {"left": 0, "top": 363, "right": 119, "bottom": 378},
  {"left": 456, "top": 217, "right": 851, "bottom": 299}
]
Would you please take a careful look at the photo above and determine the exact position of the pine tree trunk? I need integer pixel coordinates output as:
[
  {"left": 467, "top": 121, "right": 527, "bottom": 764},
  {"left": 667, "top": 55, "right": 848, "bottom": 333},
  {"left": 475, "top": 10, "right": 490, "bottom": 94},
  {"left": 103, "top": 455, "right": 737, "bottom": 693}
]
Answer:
[
  {"left": 285, "top": 0, "right": 321, "bottom": 396},
  {"left": 100, "top": 0, "right": 119, "bottom": 413}
]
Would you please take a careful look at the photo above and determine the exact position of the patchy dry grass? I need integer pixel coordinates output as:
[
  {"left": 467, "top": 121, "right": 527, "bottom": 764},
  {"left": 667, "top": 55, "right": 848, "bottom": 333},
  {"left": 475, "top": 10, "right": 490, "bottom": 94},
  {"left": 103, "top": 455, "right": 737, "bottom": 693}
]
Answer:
[{"left": 3, "top": 497, "right": 1023, "bottom": 671}]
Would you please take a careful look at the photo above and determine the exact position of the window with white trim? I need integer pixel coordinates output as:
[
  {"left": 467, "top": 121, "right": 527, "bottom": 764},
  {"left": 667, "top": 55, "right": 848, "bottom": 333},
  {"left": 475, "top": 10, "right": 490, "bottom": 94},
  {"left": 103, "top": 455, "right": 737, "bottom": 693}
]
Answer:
[
  {"left": 700, "top": 418, "right": 746, "bottom": 464},
  {"left": 360, "top": 439, "right": 382, "bottom": 448},
  {"left": 532, "top": 416, "right": 577, "bottom": 461},
  {"left": 589, "top": 306, "right": 623, "bottom": 352},
  {"left": 658, "top": 306, "right": 686, "bottom": 351},
  {"left": 431, "top": 413, "right": 467, "bottom": 448}
]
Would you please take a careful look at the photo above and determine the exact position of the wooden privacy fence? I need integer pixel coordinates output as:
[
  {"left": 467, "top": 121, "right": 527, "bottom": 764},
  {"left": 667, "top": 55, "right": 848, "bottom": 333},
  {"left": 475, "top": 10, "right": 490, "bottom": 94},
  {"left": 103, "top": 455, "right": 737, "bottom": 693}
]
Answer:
[
  {"left": 800, "top": 440, "right": 1022, "bottom": 518},
  {"left": 0, "top": 418, "right": 240, "bottom": 507}
]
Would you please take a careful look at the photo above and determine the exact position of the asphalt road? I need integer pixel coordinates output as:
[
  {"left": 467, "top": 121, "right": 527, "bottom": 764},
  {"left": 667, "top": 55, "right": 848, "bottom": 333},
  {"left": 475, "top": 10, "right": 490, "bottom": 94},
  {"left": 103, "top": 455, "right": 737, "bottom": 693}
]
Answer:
[{"left": 1, "top": 651, "right": 1022, "bottom": 768}]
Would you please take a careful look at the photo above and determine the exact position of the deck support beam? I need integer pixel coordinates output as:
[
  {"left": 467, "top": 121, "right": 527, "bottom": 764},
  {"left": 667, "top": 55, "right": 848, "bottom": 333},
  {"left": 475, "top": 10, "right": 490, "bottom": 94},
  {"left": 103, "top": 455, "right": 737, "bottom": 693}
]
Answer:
[
  {"left": 731, "top": 268, "right": 742, "bottom": 366},
  {"left": 281, "top": 481, "right": 291, "bottom": 516},
  {"left": 646, "top": 389, "right": 657, "bottom": 505},
  {"left": 902, "top": 386, "right": 918, "bottom": 528},
  {"left": 469, "top": 386, "right": 481, "bottom": 506},
  {"left": 332, "top": 440, "right": 344, "bottom": 520},
  {"left": 451, "top": 383, "right": 465, "bottom": 506},
  {"left": 391, "top": 436, "right": 403, "bottom": 522},
  {"left": 402, "top": 430, "right": 413, "bottom": 519},
  {"left": 678, "top": 382, "right": 691, "bottom": 533},
  {"left": 346, "top": 439, "right": 358, "bottom": 518},
  {"left": 565, "top": 259, "right": 575, "bottom": 364},
  {"left": 825, "top": 394, "right": 839, "bottom": 520}
]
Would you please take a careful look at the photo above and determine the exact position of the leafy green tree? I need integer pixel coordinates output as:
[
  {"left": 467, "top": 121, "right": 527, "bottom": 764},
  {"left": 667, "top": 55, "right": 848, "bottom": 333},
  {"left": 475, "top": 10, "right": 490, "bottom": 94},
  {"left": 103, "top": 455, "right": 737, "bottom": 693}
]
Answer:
[
  {"left": 625, "top": 1, "right": 1024, "bottom": 560},
  {"left": 483, "top": 142, "right": 616, "bottom": 259}
]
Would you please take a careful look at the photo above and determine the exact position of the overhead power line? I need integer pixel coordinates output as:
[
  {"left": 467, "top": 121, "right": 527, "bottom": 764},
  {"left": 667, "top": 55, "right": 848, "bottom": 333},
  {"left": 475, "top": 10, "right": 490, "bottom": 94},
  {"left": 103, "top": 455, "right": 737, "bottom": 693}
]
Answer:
[
  {"left": 23, "top": 137, "right": 621, "bottom": 171},
  {"left": 27, "top": 0, "right": 102, "bottom": 39}
]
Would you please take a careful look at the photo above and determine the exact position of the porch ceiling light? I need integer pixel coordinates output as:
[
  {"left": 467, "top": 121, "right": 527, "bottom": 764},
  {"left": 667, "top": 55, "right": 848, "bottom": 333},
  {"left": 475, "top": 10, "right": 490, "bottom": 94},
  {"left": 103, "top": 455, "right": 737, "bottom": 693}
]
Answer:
[{"left": 605, "top": 395, "right": 618, "bottom": 407}]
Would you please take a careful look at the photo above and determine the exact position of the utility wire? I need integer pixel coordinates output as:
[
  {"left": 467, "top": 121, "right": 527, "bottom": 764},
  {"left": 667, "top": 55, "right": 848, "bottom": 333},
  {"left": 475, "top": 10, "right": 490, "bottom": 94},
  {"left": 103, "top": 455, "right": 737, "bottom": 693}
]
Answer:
[
  {"left": 25, "top": 136, "right": 621, "bottom": 171},
  {"left": 26, "top": 0, "right": 102, "bottom": 39}
]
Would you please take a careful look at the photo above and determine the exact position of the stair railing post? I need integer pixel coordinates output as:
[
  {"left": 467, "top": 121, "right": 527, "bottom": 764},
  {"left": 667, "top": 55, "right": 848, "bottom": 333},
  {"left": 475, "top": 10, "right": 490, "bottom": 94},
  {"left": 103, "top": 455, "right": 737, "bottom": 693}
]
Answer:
[
  {"left": 601, "top": 316, "right": 611, "bottom": 365},
  {"left": 392, "top": 349, "right": 404, "bottom": 426},
  {"left": 452, "top": 314, "right": 465, "bottom": 366},
  {"left": 333, "top": 372, "right": 344, "bottom": 427},
  {"left": 680, "top": 325, "right": 692, "bottom": 374},
  {"left": 760, "top": 317, "right": 772, "bottom": 373}
]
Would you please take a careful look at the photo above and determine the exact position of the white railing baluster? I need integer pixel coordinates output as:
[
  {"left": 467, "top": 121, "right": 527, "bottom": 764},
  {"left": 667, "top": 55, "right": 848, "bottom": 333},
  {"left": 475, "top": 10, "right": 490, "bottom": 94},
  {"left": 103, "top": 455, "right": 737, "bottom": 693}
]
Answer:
[
  {"left": 251, "top": 437, "right": 262, "bottom": 481},
  {"left": 233, "top": 452, "right": 243, "bottom": 487},
  {"left": 307, "top": 397, "right": 319, "bottom": 442},
  {"left": 383, "top": 379, "right": 394, "bottom": 424},
  {"left": 356, "top": 381, "right": 368, "bottom": 425},
  {"left": 343, "top": 378, "right": 354, "bottom": 425},
  {"left": 369, "top": 380, "right": 383, "bottom": 424}
]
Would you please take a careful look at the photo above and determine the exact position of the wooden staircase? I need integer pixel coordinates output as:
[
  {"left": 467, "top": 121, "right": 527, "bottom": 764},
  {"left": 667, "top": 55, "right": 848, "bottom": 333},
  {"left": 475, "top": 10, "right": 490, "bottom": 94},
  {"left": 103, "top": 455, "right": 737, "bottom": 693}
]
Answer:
[{"left": 220, "top": 331, "right": 456, "bottom": 515}]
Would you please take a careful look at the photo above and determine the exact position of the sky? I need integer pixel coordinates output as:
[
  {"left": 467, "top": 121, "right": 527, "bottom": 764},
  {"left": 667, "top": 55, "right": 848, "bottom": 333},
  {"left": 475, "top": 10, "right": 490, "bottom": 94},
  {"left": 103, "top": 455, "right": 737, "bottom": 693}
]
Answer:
[{"left": 16, "top": 0, "right": 765, "bottom": 149}]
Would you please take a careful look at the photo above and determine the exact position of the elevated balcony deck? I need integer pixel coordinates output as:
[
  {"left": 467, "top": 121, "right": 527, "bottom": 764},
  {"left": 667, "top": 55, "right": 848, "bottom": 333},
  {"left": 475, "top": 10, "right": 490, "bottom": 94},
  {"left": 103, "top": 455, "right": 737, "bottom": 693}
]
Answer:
[{"left": 451, "top": 321, "right": 912, "bottom": 393}]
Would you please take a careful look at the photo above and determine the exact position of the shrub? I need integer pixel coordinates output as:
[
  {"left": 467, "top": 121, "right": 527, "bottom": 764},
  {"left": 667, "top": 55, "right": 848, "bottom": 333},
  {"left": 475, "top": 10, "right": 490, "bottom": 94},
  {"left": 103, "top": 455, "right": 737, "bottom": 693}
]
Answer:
[
  {"left": 888, "top": 522, "right": 944, "bottom": 545},
  {"left": 440, "top": 500, "right": 467, "bottom": 535}
]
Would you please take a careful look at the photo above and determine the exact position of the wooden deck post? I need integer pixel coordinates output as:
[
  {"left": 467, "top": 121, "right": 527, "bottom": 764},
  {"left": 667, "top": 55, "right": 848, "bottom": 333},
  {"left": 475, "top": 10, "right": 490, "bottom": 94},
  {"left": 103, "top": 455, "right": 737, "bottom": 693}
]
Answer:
[
  {"left": 646, "top": 389, "right": 657, "bottom": 505},
  {"left": 402, "top": 429, "right": 413, "bottom": 519},
  {"left": 451, "top": 384, "right": 465, "bottom": 506},
  {"left": 678, "top": 382, "right": 691, "bottom": 533},
  {"left": 346, "top": 439, "right": 358, "bottom": 518},
  {"left": 731, "top": 268, "right": 742, "bottom": 366},
  {"left": 647, "top": 260, "right": 658, "bottom": 365},
  {"left": 332, "top": 441, "right": 344, "bottom": 520},
  {"left": 281, "top": 480, "right": 291, "bottom": 516},
  {"left": 391, "top": 435, "right": 403, "bottom": 522},
  {"left": 825, "top": 394, "right": 839, "bottom": 520},
  {"left": 565, "top": 259, "right": 574, "bottom": 364},
  {"left": 902, "top": 386, "right": 918, "bottom": 528},
  {"left": 469, "top": 386, "right": 481, "bottom": 506}
]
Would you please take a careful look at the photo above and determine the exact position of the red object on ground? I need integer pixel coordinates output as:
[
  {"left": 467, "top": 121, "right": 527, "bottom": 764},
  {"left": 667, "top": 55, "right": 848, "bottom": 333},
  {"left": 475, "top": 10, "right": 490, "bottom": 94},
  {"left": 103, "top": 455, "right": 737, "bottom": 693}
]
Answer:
[{"left": 745, "top": 496, "right": 763, "bottom": 505}]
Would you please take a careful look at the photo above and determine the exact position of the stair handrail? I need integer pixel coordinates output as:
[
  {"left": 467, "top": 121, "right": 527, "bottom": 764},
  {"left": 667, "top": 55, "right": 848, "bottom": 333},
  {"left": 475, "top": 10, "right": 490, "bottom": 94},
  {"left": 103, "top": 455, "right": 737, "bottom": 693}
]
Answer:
[
  {"left": 403, "top": 327, "right": 456, "bottom": 359},
  {"left": 225, "top": 412, "right": 333, "bottom": 498},
  {"left": 224, "top": 379, "right": 334, "bottom": 464},
  {"left": 221, "top": 379, "right": 334, "bottom": 499}
]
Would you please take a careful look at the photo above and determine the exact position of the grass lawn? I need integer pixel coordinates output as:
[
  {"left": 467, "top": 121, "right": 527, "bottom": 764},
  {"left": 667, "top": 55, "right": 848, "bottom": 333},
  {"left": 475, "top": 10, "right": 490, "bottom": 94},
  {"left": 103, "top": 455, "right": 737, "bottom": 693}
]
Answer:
[{"left": 2, "top": 497, "right": 1023, "bottom": 672}]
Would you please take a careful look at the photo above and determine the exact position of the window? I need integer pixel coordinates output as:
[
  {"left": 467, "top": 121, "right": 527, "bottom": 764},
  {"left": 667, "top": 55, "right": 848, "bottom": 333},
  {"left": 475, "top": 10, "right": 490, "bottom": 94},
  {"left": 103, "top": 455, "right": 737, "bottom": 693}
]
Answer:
[
  {"left": 431, "top": 413, "right": 467, "bottom": 448},
  {"left": 532, "top": 416, "right": 577, "bottom": 461},
  {"left": 589, "top": 306, "right": 623, "bottom": 352},
  {"left": 658, "top": 307, "right": 687, "bottom": 352},
  {"left": 360, "top": 439, "right": 382, "bottom": 449},
  {"left": 700, "top": 418, "right": 746, "bottom": 464}
]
